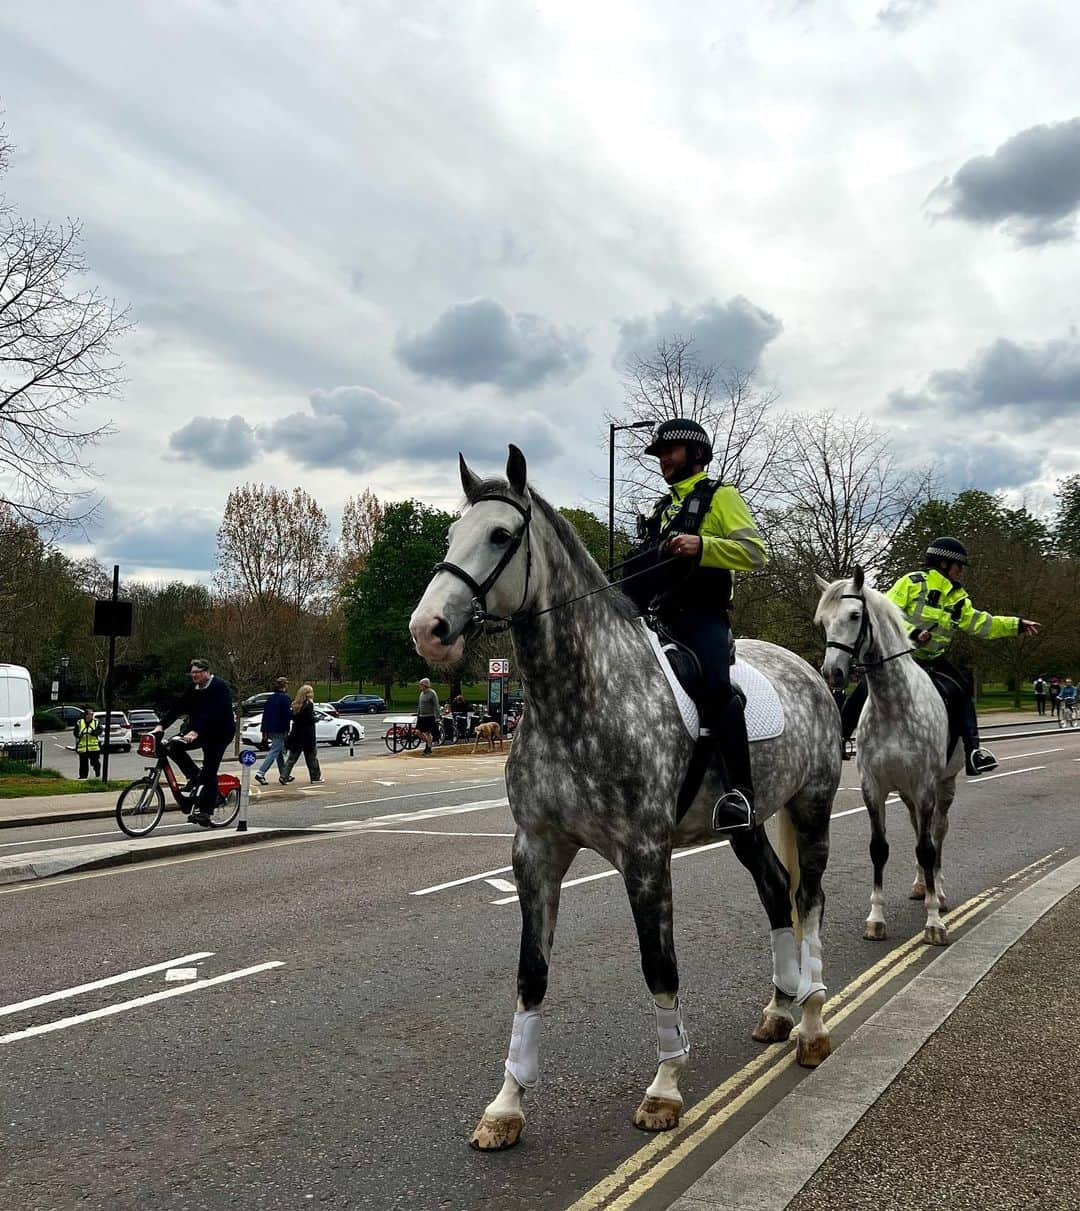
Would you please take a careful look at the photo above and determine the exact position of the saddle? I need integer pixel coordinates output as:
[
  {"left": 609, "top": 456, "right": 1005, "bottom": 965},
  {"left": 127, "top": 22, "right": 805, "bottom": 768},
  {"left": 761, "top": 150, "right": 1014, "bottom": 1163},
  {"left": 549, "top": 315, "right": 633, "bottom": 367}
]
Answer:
[{"left": 642, "top": 621, "right": 784, "bottom": 744}]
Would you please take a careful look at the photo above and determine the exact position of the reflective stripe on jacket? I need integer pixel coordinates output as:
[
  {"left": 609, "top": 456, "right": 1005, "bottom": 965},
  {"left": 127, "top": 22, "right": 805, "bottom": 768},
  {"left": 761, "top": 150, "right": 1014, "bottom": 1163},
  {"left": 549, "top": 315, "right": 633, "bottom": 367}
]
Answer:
[
  {"left": 886, "top": 568, "right": 1019, "bottom": 662},
  {"left": 658, "top": 472, "right": 767, "bottom": 573},
  {"left": 74, "top": 719, "right": 101, "bottom": 753}
]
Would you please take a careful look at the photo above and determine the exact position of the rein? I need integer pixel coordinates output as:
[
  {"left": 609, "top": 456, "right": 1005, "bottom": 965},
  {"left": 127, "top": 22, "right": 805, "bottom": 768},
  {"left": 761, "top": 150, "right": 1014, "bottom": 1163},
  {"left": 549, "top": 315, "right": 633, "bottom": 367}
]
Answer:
[
  {"left": 433, "top": 492, "right": 677, "bottom": 633},
  {"left": 825, "top": 593, "right": 916, "bottom": 671}
]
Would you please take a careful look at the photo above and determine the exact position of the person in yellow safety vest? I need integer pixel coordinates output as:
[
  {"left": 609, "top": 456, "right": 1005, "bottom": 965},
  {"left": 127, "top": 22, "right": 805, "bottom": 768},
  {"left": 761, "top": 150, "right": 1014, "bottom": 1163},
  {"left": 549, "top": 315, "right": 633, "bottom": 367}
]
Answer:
[
  {"left": 623, "top": 417, "right": 768, "bottom": 832},
  {"left": 841, "top": 536, "right": 1040, "bottom": 775},
  {"left": 73, "top": 707, "right": 102, "bottom": 780}
]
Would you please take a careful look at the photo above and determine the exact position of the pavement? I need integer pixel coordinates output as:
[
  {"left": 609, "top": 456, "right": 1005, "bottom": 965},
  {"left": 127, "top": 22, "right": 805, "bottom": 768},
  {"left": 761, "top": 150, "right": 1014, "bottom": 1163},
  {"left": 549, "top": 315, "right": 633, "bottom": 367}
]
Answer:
[{"left": 672, "top": 855, "right": 1080, "bottom": 1211}]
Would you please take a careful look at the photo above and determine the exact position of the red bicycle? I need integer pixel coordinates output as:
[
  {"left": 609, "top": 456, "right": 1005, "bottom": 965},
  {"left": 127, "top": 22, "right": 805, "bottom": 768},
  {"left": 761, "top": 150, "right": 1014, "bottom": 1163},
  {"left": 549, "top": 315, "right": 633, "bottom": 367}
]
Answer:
[{"left": 115, "top": 734, "right": 241, "bottom": 837}]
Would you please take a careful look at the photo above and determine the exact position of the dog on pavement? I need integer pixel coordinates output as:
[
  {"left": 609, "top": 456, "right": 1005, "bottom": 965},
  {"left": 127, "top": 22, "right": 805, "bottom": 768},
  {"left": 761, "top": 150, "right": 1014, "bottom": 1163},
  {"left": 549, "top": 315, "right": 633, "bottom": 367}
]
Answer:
[{"left": 472, "top": 721, "right": 504, "bottom": 752}]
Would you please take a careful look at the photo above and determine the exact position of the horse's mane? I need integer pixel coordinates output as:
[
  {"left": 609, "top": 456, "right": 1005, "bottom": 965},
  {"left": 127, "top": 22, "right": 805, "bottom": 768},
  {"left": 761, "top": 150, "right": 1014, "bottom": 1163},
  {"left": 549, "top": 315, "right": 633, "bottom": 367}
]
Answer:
[
  {"left": 815, "top": 577, "right": 909, "bottom": 646},
  {"left": 463, "top": 476, "right": 638, "bottom": 623}
]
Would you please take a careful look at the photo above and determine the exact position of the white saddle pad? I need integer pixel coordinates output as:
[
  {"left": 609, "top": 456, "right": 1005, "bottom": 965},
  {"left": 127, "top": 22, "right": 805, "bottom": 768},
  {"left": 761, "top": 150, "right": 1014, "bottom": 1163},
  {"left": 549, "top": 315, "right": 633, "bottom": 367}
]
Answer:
[{"left": 643, "top": 622, "right": 785, "bottom": 743}]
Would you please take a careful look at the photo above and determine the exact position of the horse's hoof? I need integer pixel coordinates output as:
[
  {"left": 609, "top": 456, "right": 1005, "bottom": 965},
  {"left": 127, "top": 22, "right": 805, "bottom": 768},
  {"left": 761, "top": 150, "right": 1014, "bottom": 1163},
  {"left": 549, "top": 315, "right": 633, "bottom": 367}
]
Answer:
[
  {"left": 752, "top": 1012, "right": 794, "bottom": 1043},
  {"left": 909, "top": 884, "right": 926, "bottom": 901},
  {"left": 796, "top": 1031, "right": 832, "bottom": 1068},
  {"left": 923, "top": 924, "right": 949, "bottom": 947},
  {"left": 863, "top": 919, "right": 888, "bottom": 941},
  {"left": 469, "top": 1113, "right": 525, "bottom": 1151},
  {"left": 633, "top": 1096, "right": 681, "bottom": 1132}
]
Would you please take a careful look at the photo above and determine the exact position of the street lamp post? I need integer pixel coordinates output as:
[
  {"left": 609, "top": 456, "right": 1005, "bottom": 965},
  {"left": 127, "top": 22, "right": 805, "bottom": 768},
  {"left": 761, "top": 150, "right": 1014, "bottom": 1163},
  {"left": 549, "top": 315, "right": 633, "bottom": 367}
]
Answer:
[
  {"left": 328, "top": 655, "right": 336, "bottom": 701},
  {"left": 59, "top": 655, "right": 69, "bottom": 714},
  {"left": 608, "top": 421, "right": 654, "bottom": 574}
]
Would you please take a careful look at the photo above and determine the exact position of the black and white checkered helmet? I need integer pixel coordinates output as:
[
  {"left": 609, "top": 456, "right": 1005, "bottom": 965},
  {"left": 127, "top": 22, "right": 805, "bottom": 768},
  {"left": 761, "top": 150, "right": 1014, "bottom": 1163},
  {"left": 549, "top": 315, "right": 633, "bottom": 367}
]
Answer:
[
  {"left": 644, "top": 418, "right": 713, "bottom": 462},
  {"left": 924, "top": 536, "right": 969, "bottom": 566}
]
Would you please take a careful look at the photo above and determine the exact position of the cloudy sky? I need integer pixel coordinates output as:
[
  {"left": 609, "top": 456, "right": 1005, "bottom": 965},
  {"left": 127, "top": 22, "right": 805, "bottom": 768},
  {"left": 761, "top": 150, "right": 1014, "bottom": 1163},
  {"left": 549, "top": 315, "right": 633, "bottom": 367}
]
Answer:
[{"left": 3, "top": 0, "right": 1079, "bottom": 579}]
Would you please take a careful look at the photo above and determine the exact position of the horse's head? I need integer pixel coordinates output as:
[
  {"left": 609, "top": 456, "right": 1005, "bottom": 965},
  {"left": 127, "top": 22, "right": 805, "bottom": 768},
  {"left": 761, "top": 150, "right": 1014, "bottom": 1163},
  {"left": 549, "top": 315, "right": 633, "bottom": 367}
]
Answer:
[
  {"left": 814, "top": 566, "right": 868, "bottom": 689},
  {"left": 410, "top": 445, "right": 534, "bottom": 667}
]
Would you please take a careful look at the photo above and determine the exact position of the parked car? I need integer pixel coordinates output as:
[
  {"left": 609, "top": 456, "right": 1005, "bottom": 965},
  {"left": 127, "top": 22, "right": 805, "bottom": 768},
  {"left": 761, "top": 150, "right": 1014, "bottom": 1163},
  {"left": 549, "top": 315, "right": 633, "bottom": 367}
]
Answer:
[
  {"left": 333, "top": 693, "right": 386, "bottom": 715},
  {"left": 241, "top": 692, "right": 274, "bottom": 715},
  {"left": 93, "top": 711, "right": 132, "bottom": 752},
  {"left": 240, "top": 710, "right": 364, "bottom": 750},
  {"left": 314, "top": 703, "right": 340, "bottom": 716},
  {"left": 43, "top": 704, "right": 87, "bottom": 726},
  {"left": 127, "top": 708, "right": 160, "bottom": 737}
]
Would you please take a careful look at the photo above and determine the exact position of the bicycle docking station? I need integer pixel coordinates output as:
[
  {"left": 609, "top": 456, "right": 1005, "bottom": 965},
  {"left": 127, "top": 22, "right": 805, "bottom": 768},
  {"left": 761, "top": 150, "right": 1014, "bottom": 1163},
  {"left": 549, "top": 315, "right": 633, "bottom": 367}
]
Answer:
[{"left": 237, "top": 749, "right": 257, "bottom": 831}]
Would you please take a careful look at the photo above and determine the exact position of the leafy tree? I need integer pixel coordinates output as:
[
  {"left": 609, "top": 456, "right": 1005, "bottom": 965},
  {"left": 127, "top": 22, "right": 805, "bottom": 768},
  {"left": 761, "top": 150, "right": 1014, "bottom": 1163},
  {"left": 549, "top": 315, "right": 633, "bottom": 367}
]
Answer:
[
  {"left": 1052, "top": 474, "right": 1080, "bottom": 558},
  {"left": 343, "top": 500, "right": 454, "bottom": 703},
  {"left": 558, "top": 507, "right": 632, "bottom": 571}
]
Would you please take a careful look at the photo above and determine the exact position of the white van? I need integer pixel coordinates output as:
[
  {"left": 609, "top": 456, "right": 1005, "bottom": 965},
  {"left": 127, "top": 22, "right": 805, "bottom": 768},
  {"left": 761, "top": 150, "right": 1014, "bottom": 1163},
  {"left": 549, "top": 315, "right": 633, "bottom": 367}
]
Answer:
[{"left": 0, "top": 664, "right": 35, "bottom": 746}]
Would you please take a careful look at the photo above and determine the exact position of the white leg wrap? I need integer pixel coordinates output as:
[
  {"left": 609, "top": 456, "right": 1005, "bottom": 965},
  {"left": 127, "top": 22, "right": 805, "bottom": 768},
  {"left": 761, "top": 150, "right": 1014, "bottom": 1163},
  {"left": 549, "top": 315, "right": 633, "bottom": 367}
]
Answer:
[
  {"left": 796, "top": 934, "right": 826, "bottom": 1005},
  {"left": 655, "top": 997, "right": 690, "bottom": 1062},
  {"left": 770, "top": 927, "right": 800, "bottom": 998},
  {"left": 504, "top": 1009, "right": 543, "bottom": 1089}
]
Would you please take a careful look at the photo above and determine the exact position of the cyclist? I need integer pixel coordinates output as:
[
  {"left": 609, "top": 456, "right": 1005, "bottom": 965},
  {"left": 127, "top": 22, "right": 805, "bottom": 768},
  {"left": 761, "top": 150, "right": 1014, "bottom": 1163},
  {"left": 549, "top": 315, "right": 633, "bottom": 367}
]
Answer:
[
  {"left": 152, "top": 658, "right": 235, "bottom": 826},
  {"left": 1059, "top": 678, "right": 1077, "bottom": 723}
]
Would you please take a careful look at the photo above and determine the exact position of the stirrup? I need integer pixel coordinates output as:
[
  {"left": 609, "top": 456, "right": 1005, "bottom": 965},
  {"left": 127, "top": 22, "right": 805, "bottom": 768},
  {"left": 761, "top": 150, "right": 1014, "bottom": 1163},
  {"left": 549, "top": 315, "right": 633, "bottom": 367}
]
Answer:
[
  {"left": 711, "top": 788, "right": 755, "bottom": 833},
  {"left": 966, "top": 748, "right": 997, "bottom": 776}
]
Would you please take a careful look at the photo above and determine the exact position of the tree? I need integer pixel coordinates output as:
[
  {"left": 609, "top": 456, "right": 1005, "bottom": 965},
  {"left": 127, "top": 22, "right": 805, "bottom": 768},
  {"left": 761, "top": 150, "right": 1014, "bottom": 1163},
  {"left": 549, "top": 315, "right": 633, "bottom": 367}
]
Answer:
[
  {"left": 0, "top": 125, "right": 128, "bottom": 527},
  {"left": 770, "top": 412, "right": 935, "bottom": 581},
  {"left": 558, "top": 507, "right": 632, "bottom": 570},
  {"left": 1052, "top": 474, "right": 1080, "bottom": 558},
  {"left": 337, "top": 488, "right": 384, "bottom": 589},
  {"left": 611, "top": 335, "right": 787, "bottom": 519},
  {"left": 215, "top": 484, "right": 332, "bottom": 613},
  {"left": 343, "top": 500, "right": 454, "bottom": 703}
]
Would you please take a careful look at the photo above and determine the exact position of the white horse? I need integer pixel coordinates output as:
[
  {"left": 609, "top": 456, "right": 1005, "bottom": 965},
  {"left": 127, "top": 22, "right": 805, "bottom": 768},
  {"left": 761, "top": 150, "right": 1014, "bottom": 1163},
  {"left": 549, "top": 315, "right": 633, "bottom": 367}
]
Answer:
[{"left": 816, "top": 568, "right": 962, "bottom": 945}]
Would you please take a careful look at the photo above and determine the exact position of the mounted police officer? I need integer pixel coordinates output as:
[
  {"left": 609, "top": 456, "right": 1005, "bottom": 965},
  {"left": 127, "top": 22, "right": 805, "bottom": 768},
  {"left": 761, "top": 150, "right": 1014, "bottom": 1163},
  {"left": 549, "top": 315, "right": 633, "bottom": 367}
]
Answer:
[
  {"left": 624, "top": 418, "right": 767, "bottom": 832},
  {"left": 840, "top": 536, "right": 1040, "bottom": 774}
]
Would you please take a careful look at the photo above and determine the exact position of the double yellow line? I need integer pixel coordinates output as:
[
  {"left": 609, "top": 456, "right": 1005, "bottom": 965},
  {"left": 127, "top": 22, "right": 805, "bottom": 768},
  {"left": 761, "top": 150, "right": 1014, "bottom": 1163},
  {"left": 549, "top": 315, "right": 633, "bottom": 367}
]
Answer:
[{"left": 567, "top": 848, "right": 1065, "bottom": 1211}]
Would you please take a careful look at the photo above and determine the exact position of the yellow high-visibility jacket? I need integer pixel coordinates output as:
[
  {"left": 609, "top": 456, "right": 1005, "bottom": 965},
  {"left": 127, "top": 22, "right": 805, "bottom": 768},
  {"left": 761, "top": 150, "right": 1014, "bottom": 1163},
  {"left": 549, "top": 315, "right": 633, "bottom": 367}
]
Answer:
[{"left": 887, "top": 567, "right": 1019, "bottom": 662}]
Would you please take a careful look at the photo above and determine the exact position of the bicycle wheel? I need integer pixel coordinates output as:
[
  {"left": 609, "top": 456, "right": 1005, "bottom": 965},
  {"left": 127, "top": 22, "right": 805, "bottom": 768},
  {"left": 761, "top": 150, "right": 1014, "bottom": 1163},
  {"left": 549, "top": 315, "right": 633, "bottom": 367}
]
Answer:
[
  {"left": 384, "top": 727, "right": 401, "bottom": 754},
  {"left": 116, "top": 778, "right": 166, "bottom": 838},
  {"left": 406, "top": 728, "right": 423, "bottom": 750},
  {"left": 209, "top": 787, "right": 241, "bottom": 828}
]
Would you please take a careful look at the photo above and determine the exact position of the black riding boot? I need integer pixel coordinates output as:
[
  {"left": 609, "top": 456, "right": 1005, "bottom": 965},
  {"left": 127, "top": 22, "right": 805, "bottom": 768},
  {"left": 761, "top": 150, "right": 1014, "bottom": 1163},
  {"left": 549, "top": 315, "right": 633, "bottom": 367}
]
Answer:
[
  {"left": 710, "top": 696, "right": 756, "bottom": 833},
  {"left": 839, "top": 680, "right": 868, "bottom": 761}
]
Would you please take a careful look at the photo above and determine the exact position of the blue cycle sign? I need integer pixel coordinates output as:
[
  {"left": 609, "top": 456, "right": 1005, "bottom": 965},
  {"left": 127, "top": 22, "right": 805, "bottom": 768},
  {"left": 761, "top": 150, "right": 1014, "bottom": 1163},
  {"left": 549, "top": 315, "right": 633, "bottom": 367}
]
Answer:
[{"left": 239, "top": 749, "right": 258, "bottom": 766}]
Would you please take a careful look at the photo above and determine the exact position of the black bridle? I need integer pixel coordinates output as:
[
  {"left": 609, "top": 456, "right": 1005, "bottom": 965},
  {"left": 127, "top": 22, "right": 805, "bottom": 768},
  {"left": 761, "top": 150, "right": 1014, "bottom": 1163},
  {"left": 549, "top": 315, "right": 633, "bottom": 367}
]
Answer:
[
  {"left": 825, "top": 592, "right": 916, "bottom": 670},
  {"left": 432, "top": 491, "right": 678, "bottom": 634},
  {"left": 433, "top": 493, "right": 534, "bottom": 633}
]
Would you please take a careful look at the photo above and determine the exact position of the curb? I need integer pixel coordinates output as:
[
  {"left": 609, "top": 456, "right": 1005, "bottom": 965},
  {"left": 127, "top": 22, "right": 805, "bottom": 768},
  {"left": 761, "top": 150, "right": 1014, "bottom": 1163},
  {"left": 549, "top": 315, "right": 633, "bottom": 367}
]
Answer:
[
  {"left": 668, "top": 852, "right": 1080, "bottom": 1211},
  {"left": 0, "top": 826, "right": 320, "bottom": 885},
  {"left": 0, "top": 803, "right": 190, "bottom": 830}
]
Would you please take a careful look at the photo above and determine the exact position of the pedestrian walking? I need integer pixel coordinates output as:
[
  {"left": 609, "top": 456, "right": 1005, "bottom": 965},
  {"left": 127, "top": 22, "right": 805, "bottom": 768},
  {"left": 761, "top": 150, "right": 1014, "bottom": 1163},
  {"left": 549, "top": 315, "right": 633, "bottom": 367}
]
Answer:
[
  {"left": 1050, "top": 678, "right": 1061, "bottom": 717},
  {"left": 416, "top": 677, "right": 440, "bottom": 755},
  {"left": 73, "top": 707, "right": 102, "bottom": 780},
  {"left": 254, "top": 677, "right": 291, "bottom": 786},
  {"left": 1033, "top": 675, "right": 1047, "bottom": 716},
  {"left": 281, "top": 684, "right": 323, "bottom": 784}
]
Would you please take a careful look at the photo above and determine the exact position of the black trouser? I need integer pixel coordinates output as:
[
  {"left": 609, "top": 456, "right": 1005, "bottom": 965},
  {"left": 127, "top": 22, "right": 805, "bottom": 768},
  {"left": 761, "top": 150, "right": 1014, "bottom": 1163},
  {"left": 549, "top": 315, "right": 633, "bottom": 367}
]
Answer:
[
  {"left": 77, "top": 750, "right": 101, "bottom": 779},
  {"left": 841, "top": 657, "right": 979, "bottom": 756},
  {"left": 166, "top": 736, "right": 230, "bottom": 812},
  {"left": 661, "top": 606, "right": 753, "bottom": 796},
  {"left": 1035, "top": 694, "right": 1046, "bottom": 716}
]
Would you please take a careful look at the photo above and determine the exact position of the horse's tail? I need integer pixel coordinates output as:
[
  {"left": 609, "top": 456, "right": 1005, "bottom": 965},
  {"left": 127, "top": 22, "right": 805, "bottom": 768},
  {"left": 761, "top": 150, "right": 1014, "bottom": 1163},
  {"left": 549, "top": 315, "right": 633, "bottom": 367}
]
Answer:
[{"left": 777, "top": 807, "right": 802, "bottom": 938}]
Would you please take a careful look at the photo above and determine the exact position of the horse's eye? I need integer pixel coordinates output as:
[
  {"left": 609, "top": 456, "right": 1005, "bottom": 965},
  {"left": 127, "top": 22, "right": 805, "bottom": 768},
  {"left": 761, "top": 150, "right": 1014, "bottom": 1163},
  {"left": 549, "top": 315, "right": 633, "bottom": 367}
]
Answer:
[
  {"left": 491, "top": 527, "right": 513, "bottom": 546},
  {"left": 849, "top": 612, "right": 860, "bottom": 622}
]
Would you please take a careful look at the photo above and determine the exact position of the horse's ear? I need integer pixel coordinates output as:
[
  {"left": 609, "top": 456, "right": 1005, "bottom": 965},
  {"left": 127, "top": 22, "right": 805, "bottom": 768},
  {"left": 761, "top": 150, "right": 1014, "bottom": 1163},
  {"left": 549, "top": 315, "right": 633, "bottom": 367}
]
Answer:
[
  {"left": 853, "top": 565, "right": 865, "bottom": 592},
  {"left": 506, "top": 444, "right": 528, "bottom": 496},
  {"left": 814, "top": 573, "right": 831, "bottom": 593},
  {"left": 459, "top": 453, "right": 482, "bottom": 500}
]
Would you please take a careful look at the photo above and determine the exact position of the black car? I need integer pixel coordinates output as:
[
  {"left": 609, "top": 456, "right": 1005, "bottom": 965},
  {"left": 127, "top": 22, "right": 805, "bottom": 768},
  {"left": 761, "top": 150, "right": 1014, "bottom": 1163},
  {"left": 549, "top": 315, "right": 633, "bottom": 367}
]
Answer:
[
  {"left": 333, "top": 693, "right": 386, "bottom": 715},
  {"left": 44, "top": 705, "right": 87, "bottom": 726},
  {"left": 241, "top": 692, "right": 274, "bottom": 715}
]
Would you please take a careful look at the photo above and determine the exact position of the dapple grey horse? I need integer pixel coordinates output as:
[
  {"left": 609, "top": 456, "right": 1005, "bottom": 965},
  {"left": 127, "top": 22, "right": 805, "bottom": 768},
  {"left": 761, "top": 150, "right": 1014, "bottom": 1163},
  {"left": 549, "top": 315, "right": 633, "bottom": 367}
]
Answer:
[
  {"left": 816, "top": 569, "right": 962, "bottom": 946},
  {"left": 410, "top": 447, "right": 840, "bottom": 1151}
]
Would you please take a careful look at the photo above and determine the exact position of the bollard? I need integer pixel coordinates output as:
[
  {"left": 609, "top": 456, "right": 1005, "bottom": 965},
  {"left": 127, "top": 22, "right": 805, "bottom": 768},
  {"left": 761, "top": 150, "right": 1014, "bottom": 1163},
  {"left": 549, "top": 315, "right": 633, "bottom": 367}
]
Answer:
[{"left": 237, "top": 748, "right": 257, "bottom": 832}]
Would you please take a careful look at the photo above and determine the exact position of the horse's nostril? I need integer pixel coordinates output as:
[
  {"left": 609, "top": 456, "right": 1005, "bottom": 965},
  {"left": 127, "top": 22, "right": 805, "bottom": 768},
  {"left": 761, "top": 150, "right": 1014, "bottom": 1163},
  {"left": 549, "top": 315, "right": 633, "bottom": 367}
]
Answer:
[{"left": 431, "top": 616, "right": 450, "bottom": 642}]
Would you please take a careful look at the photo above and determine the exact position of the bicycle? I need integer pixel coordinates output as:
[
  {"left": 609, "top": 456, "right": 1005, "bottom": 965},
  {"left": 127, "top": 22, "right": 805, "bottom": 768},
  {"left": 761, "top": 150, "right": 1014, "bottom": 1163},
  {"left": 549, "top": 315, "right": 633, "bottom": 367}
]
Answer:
[
  {"left": 383, "top": 721, "right": 424, "bottom": 754},
  {"left": 115, "top": 734, "right": 242, "bottom": 837},
  {"left": 1059, "top": 701, "right": 1077, "bottom": 730}
]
